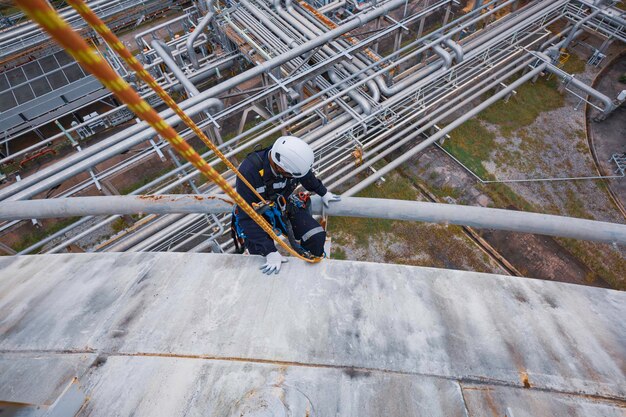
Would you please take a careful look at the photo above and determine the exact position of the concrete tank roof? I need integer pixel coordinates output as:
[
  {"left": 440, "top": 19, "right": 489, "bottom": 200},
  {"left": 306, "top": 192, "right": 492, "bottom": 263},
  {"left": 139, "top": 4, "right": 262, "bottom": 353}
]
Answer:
[{"left": 0, "top": 253, "right": 624, "bottom": 416}]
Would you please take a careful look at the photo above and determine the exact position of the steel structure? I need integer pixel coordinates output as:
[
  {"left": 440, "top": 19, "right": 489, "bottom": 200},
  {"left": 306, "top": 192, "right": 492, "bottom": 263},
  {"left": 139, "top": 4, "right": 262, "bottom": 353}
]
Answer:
[{"left": 0, "top": 0, "right": 624, "bottom": 255}]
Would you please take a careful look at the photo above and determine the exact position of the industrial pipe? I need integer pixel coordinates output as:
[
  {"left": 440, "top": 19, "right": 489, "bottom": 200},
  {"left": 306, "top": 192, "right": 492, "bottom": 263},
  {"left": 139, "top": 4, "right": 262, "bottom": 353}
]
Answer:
[
  {"left": 444, "top": 38, "right": 464, "bottom": 63},
  {"left": 342, "top": 61, "right": 549, "bottom": 195},
  {"left": 186, "top": 6, "right": 215, "bottom": 69},
  {"left": 432, "top": 44, "right": 453, "bottom": 68},
  {"left": 328, "top": 67, "right": 372, "bottom": 114},
  {"left": 240, "top": 0, "right": 299, "bottom": 48},
  {"left": 560, "top": 7, "right": 602, "bottom": 51},
  {"left": 0, "top": 0, "right": 526, "bottom": 203},
  {"left": 311, "top": 197, "right": 626, "bottom": 245},
  {"left": 151, "top": 40, "right": 206, "bottom": 98},
  {"left": 2, "top": 195, "right": 625, "bottom": 244},
  {"left": 134, "top": 14, "right": 191, "bottom": 50},
  {"left": 0, "top": 195, "right": 233, "bottom": 220},
  {"left": 319, "top": 0, "right": 347, "bottom": 13}
]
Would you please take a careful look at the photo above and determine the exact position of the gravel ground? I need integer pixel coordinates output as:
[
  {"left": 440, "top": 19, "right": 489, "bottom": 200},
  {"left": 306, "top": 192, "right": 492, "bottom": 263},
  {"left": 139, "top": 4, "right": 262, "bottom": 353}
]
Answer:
[{"left": 484, "top": 55, "right": 623, "bottom": 223}]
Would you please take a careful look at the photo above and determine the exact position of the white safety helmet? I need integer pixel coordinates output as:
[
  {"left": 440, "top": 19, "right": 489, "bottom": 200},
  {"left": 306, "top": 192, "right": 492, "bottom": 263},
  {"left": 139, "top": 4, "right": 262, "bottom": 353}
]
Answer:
[{"left": 270, "top": 136, "right": 314, "bottom": 178}]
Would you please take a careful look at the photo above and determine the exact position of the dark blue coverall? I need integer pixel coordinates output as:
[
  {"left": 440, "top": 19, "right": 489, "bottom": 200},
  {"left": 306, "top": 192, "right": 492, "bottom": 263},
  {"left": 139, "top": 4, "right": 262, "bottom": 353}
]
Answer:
[{"left": 235, "top": 148, "right": 327, "bottom": 256}]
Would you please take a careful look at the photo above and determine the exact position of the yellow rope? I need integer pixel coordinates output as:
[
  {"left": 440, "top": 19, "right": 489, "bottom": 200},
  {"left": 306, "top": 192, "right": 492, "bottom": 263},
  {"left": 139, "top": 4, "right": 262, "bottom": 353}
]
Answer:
[
  {"left": 67, "top": 0, "right": 265, "bottom": 202},
  {"left": 16, "top": 0, "right": 321, "bottom": 263}
]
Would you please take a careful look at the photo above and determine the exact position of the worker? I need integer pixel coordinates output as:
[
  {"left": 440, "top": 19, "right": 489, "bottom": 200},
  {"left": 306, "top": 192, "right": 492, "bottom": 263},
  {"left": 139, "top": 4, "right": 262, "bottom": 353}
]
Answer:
[{"left": 234, "top": 136, "right": 341, "bottom": 275}]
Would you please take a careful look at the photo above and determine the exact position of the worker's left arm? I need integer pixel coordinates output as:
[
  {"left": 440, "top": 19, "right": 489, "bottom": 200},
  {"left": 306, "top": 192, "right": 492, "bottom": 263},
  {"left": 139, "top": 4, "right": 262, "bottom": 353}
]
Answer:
[
  {"left": 299, "top": 170, "right": 328, "bottom": 196},
  {"left": 300, "top": 170, "right": 341, "bottom": 207}
]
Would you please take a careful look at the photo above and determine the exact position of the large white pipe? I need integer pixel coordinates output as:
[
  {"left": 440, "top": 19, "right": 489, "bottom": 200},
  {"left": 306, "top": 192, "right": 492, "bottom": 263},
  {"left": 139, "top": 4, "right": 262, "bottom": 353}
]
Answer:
[{"left": 1, "top": 195, "right": 625, "bottom": 244}]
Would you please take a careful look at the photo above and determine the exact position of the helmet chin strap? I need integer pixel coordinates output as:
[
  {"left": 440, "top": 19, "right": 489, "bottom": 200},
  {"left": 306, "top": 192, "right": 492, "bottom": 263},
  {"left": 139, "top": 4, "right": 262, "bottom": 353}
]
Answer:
[{"left": 268, "top": 155, "right": 280, "bottom": 177}]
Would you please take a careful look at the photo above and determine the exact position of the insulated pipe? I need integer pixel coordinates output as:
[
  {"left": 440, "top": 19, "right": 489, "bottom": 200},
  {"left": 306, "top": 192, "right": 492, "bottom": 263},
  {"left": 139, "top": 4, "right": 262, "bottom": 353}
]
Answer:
[
  {"left": 319, "top": 0, "right": 347, "bottom": 13},
  {"left": 291, "top": 0, "right": 382, "bottom": 101},
  {"left": 172, "top": 57, "right": 236, "bottom": 93},
  {"left": 432, "top": 44, "right": 453, "bottom": 68},
  {"left": 0, "top": 0, "right": 468, "bottom": 201},
  {"left": 274, "top": 0, "right": 318, "bottom": 39},
  {"left": 2, "top": 195, "right": 625, "bottom": 244},
  {"left": 8, "top": 0, "right": 556, "bottom": 247},
  {"left": 546, "top": 65, "right": 616, "bottom": 117},
  {"left": 240, "top": 0, "right": 299, "bottom": 48},
  {"left": 374, "top": 0, "right": 561, "bottom": 99},
  {"left": 277, "top": 0, "right": 381, "bottom": 102},
  {"left": 0, "top": 195, "right": 232, "bottom": 221},
  {"left": 1, "top": 53, "right": 237, "bottom": 166},
  {"left": 350, "top": 0, "right": 373, "bottom": 11},
  {"left": 324, "top": 51, "right": 537, "bottom": 183},
  {"left": 0, "top": 12, "right": 447, "bottom": 203},
  {"left": 102, "top": 214, "right": 186, "bottom": 252},
  {"left": 531, "top": 52, "right": 617, "bottom": 117},
  {"left": 322, "top": 53, "right": 534, "bottom": 184},
  {"left": 444, "top": 38, "right": 464, "bottom": 63},
  {"left": 128, "top": 213, "right": 206, "bottom": 252},
  {"left": 311, "top": 197, "right": 626, "bottom": 244},
  {"left": 134, "top": 14, "right": 191, "bottom": 50},
  {"left": 152, "top": 40, "right": 201, "bottom": 95},
  {"left": 342, "top": 61, "right": 549, "bottom": 196},
  {"left": 327, "top": 67, "right": 372, "bottom": 114},
  {"left": 560, "top": 7, "right": 602, "bottom": 51},
  {"left": 31, "top": 44, "right": 540, "bottom": 247},
  {"left": 186, "top": 7, "right": 215, "bottom": 69},
  {"left": 0, "top": 94, "right": 225, "bottom": 202}
]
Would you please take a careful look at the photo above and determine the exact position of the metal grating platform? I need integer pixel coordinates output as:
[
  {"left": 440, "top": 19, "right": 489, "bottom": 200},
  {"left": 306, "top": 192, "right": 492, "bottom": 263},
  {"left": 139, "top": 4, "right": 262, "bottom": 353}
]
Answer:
[{"left": 0, "top": 252, "right": 624, "bottom": 416}]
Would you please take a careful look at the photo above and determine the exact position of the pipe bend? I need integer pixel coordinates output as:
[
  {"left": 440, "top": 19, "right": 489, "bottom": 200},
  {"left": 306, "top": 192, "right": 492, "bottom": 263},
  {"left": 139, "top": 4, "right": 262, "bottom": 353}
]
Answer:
[
  {"left": 328, "top": 67, "right": 372, "bottom": 115},
  {"left": 432, "top": 44, "right": 452, "bottom": 69},
  {"left": 186, "top": 9, "right": 215, "bottom": 70},
  {"left": 443, "top": 38, "right": 463, "bottom": 63}
]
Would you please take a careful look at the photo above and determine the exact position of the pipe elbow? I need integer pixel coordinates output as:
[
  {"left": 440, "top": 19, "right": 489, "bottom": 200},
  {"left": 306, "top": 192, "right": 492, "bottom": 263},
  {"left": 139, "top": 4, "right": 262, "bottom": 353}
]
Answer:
[
  {"left": 443, "top": 38, "right": 463, "bottom": 63},
  {"left": 432, "top": 44, "right": 452, "bottom": 69},
  {"left": 328, "top": 68, "right": 372, "bottom": 115},
  {"left": 206, "top": 98, "right": 225, "bottom": 113}
]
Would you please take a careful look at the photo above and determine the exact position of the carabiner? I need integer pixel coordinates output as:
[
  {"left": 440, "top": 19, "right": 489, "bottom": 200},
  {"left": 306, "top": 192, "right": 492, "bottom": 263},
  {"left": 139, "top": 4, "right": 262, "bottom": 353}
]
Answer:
[{"left": 276, "top": 195, "right": 287, "bottom": 213}]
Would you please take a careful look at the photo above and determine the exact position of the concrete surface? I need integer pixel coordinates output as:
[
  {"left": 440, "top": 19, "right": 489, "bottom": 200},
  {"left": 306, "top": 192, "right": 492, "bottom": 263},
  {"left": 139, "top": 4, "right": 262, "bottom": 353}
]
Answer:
[{"left": 0, "top": 252, "right": 624, "bottom": 416}]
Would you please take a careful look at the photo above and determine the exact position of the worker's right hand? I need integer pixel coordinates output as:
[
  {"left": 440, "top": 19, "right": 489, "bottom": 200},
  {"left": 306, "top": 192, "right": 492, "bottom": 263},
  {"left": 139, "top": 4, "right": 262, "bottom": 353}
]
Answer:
[{"left": 260, "top": 251, "right": 288, "bottom": 275}]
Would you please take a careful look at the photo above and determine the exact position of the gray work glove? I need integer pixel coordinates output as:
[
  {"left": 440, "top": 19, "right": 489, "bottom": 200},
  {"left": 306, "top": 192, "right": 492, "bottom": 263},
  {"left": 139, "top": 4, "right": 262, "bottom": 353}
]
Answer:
[
  {"left": 260, "top": 251, "right": 288, "bottom": 275},
  {"left": 322, "top": 191, "right": 341, "bottom": 207}
]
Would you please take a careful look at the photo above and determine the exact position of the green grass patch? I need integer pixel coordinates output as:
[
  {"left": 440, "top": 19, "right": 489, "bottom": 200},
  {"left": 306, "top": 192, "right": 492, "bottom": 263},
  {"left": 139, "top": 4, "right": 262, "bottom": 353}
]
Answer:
[
  {"left": 11, "top": 217, "right": 81, "bottom": 253},
  {"left": 561, "top": 53, "right": 587, "bottom": 74},
  {"left": 483, "top": 182, "right": 535, "bottom": 211},
  {"left": 478, "top": 77, "right": 564, "bottom": 137},
  {"left": 331, "top": 246, "right": 347, "bottom": 260},
  {"left": 558, "top": 239, "right": 626, "bottom": 290},
  {"left": 563, "top": 188, "right": 593, "bottom": 220},
  {"left": 119, "top": 164, "right": 175, "bottom": 195},
  {"left": 442, "top": 118, "right": 496, "bottom": 179},
  {"left": 111, "top": 218, "right": 130, "bottom": 234},
  {"left": 328, "top": 173, "right": 418, "bottom": 245},
  {"left": 429, "top": 183, "right": 461, "bottom": 200}
]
